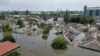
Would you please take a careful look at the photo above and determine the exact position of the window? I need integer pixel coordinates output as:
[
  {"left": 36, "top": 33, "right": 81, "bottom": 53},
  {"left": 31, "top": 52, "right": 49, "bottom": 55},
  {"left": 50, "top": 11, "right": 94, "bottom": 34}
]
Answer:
[
  {"left": 96, "top": 10, "right": 99, "bottom": 16},
  {"left": 89, "top": 10, "right": 92, "bottom": 16}
]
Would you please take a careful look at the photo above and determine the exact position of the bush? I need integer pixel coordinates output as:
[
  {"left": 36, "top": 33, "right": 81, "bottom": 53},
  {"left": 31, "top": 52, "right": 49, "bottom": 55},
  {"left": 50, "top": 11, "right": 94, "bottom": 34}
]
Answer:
[
  {"left": 2, "top": 24, "right": 12, "bottom": 32},
  {"left": 43, "top": 25, "right": 52, "bottom": 34},
  {"left": 17, "top": 19, "right": 24, "bottom": 28},
  {"left": 42, "top": 34, "right": 48, "bottom": 40},
  {"left": 55, "top": 31, "right": 63, "bottom": 35},
  {"left": 51, "top": 37, "right": 68, "bottom": 49},
  {"left": 27, "top": 32, "right": 32, "bottom": 36},
  {"left": 7, "top": 51, "right": 20, "bottom": 56}
]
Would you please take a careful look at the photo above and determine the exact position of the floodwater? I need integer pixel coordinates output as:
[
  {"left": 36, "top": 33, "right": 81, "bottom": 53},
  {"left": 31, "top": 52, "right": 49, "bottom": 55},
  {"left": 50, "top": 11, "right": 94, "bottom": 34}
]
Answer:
[{"left": 0, "top": 28, "right": 100, "bottom": 56}]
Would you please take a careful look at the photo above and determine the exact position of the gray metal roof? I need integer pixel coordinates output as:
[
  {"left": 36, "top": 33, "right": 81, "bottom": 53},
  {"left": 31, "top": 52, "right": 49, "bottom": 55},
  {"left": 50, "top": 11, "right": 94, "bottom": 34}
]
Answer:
[{"left": 87, "top": 7, "right": 100, "bottom": 10}]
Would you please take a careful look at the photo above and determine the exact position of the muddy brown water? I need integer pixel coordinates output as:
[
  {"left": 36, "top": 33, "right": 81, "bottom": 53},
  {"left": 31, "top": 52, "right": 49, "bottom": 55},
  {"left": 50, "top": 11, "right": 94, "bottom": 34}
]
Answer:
[{"left": 0, "top": 28, "right": 99, "bottom": 56}]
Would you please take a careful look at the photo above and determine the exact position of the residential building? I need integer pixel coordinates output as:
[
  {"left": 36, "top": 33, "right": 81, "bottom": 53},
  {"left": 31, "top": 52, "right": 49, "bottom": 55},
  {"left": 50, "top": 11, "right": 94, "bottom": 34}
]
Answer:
[{"left": 0, "top": 41, "right": 20, "bottom": 56}]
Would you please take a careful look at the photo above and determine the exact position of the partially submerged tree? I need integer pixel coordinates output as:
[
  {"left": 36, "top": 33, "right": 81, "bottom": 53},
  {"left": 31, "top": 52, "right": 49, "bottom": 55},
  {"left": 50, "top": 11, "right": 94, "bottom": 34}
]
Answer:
[
  {"left": 51, "top": 37, "right": 68, "bottom": 49},
  {"left": 1, "top": 35, "right": 16, "bottom": 43},
  {"left": 2, "top": 24, "right": 12, "bottom": 32},
  {"left": 17, "top": 19, "right": 24, "bottom": 28},
  {"left": 42, "top": 34, "right": 48, "bottom": 40},
  {"left": 43, "top": 25, "right": 52, "bottom": 34}
]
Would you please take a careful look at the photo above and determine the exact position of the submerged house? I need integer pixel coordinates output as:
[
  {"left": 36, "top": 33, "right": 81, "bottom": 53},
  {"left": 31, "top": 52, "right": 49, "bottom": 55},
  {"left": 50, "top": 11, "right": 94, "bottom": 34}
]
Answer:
[
  {"left": 64, "top": 27, "right": 80, "bottom": 44},
  {"left": 80, "top": 28, "right": 100, "bottom": 51}
]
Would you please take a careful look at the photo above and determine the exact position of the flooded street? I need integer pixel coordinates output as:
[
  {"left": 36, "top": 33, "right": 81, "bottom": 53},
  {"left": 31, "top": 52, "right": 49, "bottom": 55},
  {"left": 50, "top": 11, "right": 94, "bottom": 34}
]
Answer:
[{"left": 1, "top": 28, "right": 99, "bottom": 56}]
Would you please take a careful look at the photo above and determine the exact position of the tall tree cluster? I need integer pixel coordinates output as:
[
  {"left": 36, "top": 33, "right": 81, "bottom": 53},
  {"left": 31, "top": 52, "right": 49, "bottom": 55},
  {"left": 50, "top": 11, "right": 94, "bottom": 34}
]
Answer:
[
  {"left": 64, "top": 10, "right": 70, "bottom": 24},
  {"left": 0, "top": 13, "right": 5, "bottom": 20}
]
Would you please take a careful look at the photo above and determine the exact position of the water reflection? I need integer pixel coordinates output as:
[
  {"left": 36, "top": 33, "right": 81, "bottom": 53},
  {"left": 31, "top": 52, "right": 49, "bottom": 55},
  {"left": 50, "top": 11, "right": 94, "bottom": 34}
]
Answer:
[{"left": 53, "top": 50, "right": 67, "bottom": 56}]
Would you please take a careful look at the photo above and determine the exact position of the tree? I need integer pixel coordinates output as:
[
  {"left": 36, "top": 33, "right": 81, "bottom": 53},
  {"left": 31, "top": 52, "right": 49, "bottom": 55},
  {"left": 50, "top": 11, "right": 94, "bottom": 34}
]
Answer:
[
  {"left": 80, "top": 16, "right": 87, "bottom": 24},
  {"left": 64, "top": 10, "right": 69, "bottom": 24},
  {"left": 87, "top": 17, "right": 94, "bottom": 24},
  {"left": 2, "top": 35, "right": 16, "bottom": 43},
  {"left": 42, "top": 34, "right": 48, "bottom": 40},
  {"left": 51, "top": 37, "right": 68, "bottom": 49},
  {"left": 40, "top": 12, "right": 48, "bottom": 21},
  {"left": 26, "top": 10, "right": 29, "bottom": 15},
  {"left": 53, "top": 11, "right": 60, "bottom": 21},
  {"left": 1, "top": 26, "right": 15, "bottom": 43},
  {"left": 1, "top": 24, "right": 15, "bottom": 43},
  {"left": 43, "top": 25, "right": 52, "bottom": 34},
  {"left": 17, "top": 19, "right": 24, "bottom": 28},
  {"left": 0, "top": 13, "right": 5, "bottom": 20},
  {"left": 53, "top": 16, "right": 57, "bottom": 21},
  {"left": 14, "top": 11, "right": 19, "bottom": 15},
  {"left": 70, "top": 15, "right": 82, "bottom": 23},
  {"left": 42, "top": 34, "right": 48, "bottom": 48},
  {"left": 2, "top": 24, "right": 12, "bottom": 32},
  {"left": 55, "top": 31, "right": 63, "bottom": 35}
]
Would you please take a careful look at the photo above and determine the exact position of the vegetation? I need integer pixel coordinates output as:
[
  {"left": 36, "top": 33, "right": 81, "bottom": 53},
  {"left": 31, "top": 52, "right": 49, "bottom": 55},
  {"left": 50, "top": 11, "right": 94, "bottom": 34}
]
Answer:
[
  {"left": 82, "top": 28, "right": 88, "bottom": 32},
  {"left": 42, "top": 34, "right": 48, "bottom": 40},
  {"left": 7, "top": 51, "right": 20, "bottom": 56},
  {"left": 55, "top": 31, "right": 63, "bottom": 35},
  {"left": 64, "top": 10, "right": 70, "bottom": 24},
  {"left": 63, "top": 10, "right": 94, "bottom": 24},
  {"left": 37, "top": 23, "right": 45, "bottom": 29},
  {"left": 26, "top": 10, "right": 29, "bottom": 15},
  {"left": 2, "top": 24, "right": 12, "bottom": 37},
  {"left": 43, "top": 25, "right": 52, "bottom": 34},
  {"left": 17, "top": 19, "right": 24, "bottom": 28},
  {"left": 53, "top": 11, "right": 60, "bottom": 21},
  {"left": 1, "top": 24, "right": 16, "bottom": 43},
  {"left": 51, "top": 37, "right": 68, "bottom": 49},
  {"left": 0, "top": 13, "right": 5, "bottom": 20},
  {"left": 70, "top": 15, "right": 83, "bottom": 23},
  {"left": 40, "top": 11, "right": 61, "bottom": 21},
  {"left": 2, "top": 24, "right": 12, "bottom": 32},
  {"left": 87, "top": 17, "right": 94, "bottom": 24},
  {"left": 32, "top": 28, "right": 37, "bottom": 31},
  {"left": 98, "top": 27, "right": 100, "bottom": 30},
  {"left": 70, "top": 15, "right": 94, "bottom": 24},
  {"left": 27, "top": 32, "right": 32, "bottom": 36},
  {"left": 1, "top": 34, "right": 16, "bottom": 43},
  {"left": 14, "top": 17, "right": 20, "bottom": 19},
  {"left": 42, "top": 34, "right": 48, "bottom": 48},
  {"left": 40, "top": 12, "right": 48, "bottom": 21},
  {"left": 53, "top": 16, "right": 58, "bottom": 21}
]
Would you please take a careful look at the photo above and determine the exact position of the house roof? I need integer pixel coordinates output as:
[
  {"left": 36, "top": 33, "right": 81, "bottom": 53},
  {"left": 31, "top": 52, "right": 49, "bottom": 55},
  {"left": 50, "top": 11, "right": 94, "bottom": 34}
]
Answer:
[{"left": 0, "top": 41, "right": 19, "bottom": 56}]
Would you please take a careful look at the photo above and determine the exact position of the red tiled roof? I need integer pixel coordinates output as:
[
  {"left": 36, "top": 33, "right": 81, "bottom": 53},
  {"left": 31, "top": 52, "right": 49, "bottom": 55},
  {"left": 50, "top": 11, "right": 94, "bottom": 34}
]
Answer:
[{"left": 0, "top": 41, "right": 19, "bottom": 56}]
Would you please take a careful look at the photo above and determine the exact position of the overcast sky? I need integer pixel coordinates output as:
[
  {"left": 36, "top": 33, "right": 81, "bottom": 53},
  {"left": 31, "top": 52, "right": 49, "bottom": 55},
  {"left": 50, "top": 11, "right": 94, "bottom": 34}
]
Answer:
[{"left": 0, "top": 0, "right": 100, "bottom": 11}]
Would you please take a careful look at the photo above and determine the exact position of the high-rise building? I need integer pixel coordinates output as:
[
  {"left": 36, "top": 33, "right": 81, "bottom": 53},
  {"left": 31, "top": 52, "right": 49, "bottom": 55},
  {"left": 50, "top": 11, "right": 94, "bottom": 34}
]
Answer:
[
  {"left": 84, "top": 5, "right": 100, "bottom": 22},
  {"left": 84, "top": 5, "right": 100, "bottom": 17}
]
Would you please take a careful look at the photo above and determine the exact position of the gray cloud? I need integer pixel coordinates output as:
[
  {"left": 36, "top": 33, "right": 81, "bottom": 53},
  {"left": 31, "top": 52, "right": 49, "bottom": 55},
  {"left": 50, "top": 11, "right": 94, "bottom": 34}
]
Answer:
[{"left": 0, "top": 0, "right": 99, "bottom": 11}]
